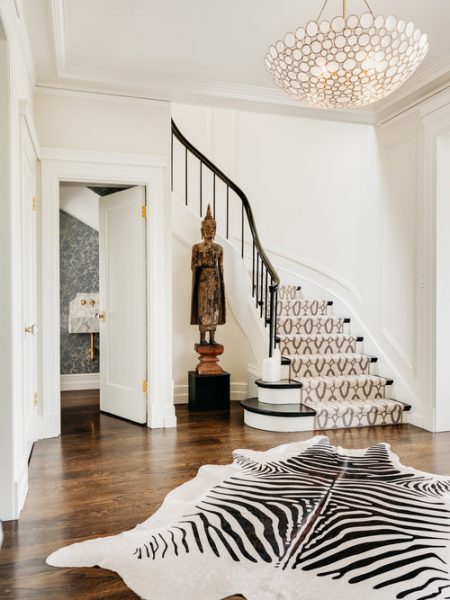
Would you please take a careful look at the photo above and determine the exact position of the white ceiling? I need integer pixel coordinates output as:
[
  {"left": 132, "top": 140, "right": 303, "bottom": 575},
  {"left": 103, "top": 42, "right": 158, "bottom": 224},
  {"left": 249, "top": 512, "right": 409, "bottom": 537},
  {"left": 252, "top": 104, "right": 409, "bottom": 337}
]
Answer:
[{"left": 24, "top": 0, "right": 450, "bottom": 120}]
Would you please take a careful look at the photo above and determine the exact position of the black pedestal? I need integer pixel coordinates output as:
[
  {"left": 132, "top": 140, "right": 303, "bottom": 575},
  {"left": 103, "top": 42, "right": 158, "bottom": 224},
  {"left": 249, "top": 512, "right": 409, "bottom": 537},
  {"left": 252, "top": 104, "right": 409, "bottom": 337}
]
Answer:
[{"left": 188, "top": 371, "right": 230, "bottom": 412}]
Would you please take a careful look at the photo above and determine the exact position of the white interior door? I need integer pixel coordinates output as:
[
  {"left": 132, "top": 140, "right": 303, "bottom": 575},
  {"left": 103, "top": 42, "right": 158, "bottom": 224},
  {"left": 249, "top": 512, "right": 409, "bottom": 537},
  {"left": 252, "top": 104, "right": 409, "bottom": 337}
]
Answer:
[
  {"left": 21, "top": 127, "right": 38, "bottom": 457},
  {"left": 99, "top": 186, "right": 147, "bottom": 423}
]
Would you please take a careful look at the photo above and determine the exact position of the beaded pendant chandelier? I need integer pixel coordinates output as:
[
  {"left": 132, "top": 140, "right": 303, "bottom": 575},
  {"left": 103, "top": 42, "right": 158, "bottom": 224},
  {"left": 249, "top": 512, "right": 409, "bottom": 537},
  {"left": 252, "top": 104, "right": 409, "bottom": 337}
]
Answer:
[{"left": 265, "top": 0, "right": 429, "bottom": 110}]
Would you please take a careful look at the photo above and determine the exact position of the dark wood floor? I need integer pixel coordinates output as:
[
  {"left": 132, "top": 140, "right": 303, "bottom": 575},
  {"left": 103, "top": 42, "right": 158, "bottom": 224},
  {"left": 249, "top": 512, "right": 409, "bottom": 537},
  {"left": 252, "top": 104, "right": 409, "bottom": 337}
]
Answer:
[{"left": 1, "top": 391, "right": 450, "bottom": 599}]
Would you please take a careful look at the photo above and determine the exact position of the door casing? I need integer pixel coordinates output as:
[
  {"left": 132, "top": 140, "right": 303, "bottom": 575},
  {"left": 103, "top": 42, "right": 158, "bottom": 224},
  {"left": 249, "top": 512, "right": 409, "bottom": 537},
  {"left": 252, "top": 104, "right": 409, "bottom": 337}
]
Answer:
[{"left": 40, "top": 149, "right": 176, "bottom": 438}]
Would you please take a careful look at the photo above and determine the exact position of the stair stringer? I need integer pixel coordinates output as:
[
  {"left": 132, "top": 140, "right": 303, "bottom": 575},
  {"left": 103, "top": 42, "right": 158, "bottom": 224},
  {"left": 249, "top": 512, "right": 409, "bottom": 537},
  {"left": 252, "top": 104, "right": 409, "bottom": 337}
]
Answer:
[{"left": 171, "top": 193, "right": 268, "bottom": 367}]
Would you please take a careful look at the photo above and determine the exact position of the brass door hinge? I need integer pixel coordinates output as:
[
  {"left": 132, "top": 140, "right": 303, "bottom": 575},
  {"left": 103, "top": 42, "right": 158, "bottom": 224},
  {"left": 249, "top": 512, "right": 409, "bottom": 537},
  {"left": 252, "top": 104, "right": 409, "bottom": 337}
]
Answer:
[
  {"left": 141, "top": 206, "right": 147, "bottom": 219},
  {"left": 33, "top": 392, "right": 39, "bottom": 406},
  {"left": 142, "top": 380, "right": 148, "bottom": 393},
  {"left": 32, "top": 197, "right": 37, "bottom": 211}
]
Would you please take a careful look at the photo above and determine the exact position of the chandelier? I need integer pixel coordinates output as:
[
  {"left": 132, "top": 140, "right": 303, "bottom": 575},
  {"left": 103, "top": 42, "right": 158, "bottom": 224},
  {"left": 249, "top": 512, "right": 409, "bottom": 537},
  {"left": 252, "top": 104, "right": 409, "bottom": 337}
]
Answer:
[{"left": 265, "top": 0, "right": 429, "bottom": 110}]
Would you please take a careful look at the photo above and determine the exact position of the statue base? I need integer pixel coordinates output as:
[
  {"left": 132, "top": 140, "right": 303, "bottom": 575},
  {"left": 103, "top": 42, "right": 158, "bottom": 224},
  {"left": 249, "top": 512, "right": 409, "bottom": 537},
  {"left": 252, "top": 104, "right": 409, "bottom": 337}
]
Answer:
[
  {"left": 194, "top": 343, "right": 225, "bottom": 375},
  {"left": 188, "top": 371, "right": 230, "bottom": 412}
]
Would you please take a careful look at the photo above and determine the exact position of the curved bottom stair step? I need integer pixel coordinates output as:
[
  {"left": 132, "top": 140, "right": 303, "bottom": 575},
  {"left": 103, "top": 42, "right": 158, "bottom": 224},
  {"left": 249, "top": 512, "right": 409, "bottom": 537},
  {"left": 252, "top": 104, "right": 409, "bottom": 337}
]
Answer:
[
  {"left": 240, "top": 397, "right": 410, "bottom": 433},
  {"left": 241, "top": 398, "right": 315, "bottom": 433}
]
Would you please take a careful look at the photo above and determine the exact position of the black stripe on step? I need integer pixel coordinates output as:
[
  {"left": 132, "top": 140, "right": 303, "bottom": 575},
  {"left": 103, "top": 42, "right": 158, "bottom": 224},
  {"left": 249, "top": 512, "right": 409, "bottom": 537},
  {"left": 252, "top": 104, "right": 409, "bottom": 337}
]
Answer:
[
  {"left": 386, "top": 398, "right": 411, "bottom": 412},
  {"left": 255, "top": 378, "right": 302, "bottom": 390},
  {"left": 241, "top": 398, "right": 315, "bottom": 417}
]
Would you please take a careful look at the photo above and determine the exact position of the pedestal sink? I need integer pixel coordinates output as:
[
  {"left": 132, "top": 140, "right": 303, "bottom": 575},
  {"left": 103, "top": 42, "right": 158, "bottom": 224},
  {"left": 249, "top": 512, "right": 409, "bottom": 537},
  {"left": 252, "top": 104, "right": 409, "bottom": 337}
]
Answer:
[{"left": 68, "top": 293, "right": 100, "bottom": 361}]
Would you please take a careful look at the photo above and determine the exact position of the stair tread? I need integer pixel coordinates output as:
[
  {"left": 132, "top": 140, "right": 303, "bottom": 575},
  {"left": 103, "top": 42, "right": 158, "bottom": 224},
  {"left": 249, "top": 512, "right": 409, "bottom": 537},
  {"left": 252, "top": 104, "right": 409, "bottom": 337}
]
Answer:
[
  {"left": 241, "top": 398, "right": 315, "bottom": 417},
  {"left": 306, "top": 397, "right": 407, "bottom": 413},
  {"left": 255, "top": 378, "right": 302, "bottom": 389},
  {"left": 278, "top": 315, "right": 344, "bottom": 320},
  {"left": 288, "top": 352, "right": 371, "bottom": 361},
  {"left": 279, "top": 333, "right": 357, "bottom": 339},
  {"left": 299, "top": 374, "right": 392, "bottom": 386},
  {"left": 278, "top": 299, "right": 329, "bottom": 305}
]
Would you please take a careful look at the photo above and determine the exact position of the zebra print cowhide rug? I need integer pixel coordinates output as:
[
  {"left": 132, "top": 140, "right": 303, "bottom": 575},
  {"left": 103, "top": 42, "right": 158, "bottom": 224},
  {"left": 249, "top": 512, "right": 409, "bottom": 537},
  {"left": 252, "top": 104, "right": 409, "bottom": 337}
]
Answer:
[{"left": 47, "top": 436, "right": 450, "bottom": 600}]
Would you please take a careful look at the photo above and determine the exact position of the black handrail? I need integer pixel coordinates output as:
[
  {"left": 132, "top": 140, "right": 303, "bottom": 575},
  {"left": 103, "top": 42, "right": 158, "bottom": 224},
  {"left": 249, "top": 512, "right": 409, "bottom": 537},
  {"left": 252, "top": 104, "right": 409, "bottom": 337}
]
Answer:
[{"left": 171, "top": 119, "right": 280, "bottom": 356}]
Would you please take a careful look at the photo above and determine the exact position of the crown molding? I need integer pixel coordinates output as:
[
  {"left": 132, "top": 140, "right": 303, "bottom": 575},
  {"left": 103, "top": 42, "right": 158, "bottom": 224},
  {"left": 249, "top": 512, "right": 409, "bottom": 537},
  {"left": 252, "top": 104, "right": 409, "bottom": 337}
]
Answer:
[
  {"left": 37, "top": 75, "right": 376, "bottom": 124},
  {"left": 47, "top": 0, "right": 450, "bottom": 127},
  {"left": 375, "top": 51, "right": 450, "bottom": 124},
  {"left": 48, "top": 0, "right": 374, "bottom": 125}
]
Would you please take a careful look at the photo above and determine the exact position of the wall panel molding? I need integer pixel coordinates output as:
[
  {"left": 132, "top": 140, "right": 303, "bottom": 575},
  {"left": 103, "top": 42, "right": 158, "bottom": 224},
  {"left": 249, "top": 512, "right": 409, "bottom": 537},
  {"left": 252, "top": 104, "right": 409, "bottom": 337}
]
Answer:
[{"left": 380, "top": 133, "right": 417, "bottom": 372}]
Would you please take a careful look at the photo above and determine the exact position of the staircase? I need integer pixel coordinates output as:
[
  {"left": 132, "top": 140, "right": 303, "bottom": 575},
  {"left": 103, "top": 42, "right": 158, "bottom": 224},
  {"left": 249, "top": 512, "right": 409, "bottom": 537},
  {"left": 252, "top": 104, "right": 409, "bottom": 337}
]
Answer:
[
  {"left": 241, "top": 284, "right": 410, "bottom": 431},
  {"left": 171, "top": 120, "right": 410, "bottom": 433}
]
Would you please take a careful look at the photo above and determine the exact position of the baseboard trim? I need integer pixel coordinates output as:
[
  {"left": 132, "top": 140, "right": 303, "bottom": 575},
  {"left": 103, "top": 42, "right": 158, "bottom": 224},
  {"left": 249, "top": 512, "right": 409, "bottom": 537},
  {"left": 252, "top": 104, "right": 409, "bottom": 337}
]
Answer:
[
  {"left": 174, "top": 382, "right": 248, "bottom": 404},
  {"left": 61, "top": 373, "right": 100, "bottom": 391},
  {"left": 14, "top": 460, "right": 29, "bottom": 520},
  {"left": 404, "top": 410, "right": 425, "bottom": 429}
]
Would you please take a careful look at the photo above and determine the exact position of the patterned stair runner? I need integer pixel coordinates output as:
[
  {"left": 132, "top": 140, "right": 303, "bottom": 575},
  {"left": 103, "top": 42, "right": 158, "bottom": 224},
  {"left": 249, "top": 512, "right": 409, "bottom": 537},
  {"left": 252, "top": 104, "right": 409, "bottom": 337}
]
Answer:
[{"left": 276, "top": 285, "right": 406, "bottom": 429}]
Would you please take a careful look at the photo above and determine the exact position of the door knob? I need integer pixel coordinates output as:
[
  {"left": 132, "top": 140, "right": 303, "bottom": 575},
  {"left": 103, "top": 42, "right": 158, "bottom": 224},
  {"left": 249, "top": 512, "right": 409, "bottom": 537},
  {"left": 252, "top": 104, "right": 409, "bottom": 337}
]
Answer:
[{"left": 98, "top": 312, "right": 106, "bottom": 321}]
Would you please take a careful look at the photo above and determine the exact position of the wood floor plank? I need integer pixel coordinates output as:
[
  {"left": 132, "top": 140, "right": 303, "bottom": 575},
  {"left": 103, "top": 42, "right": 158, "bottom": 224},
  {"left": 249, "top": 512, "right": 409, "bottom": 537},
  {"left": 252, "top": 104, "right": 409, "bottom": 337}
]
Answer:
[{"left": 1, "top": 390, "right": 449, "bottom": 599}]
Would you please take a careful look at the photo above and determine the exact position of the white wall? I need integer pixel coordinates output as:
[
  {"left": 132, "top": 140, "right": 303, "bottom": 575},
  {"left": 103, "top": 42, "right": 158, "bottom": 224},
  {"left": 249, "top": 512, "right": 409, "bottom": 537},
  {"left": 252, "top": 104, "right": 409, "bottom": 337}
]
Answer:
[
  {"left": 0, "top": 14, "right": 14, "bottom": 523},
  {"left": 34, "top": 90, "right": 170, "bottom": 155},
  {"left": 0, "top": 0, "right": 37, "bottom": 520},
  {"left": 172, "top": 103, "right": 425, "bottom": 426},
  {"left": 435, "top": 134, "right": 450, "bottom": 431},
  {"left": 60, "top": 183, "right": 99, "bottom": 230}
]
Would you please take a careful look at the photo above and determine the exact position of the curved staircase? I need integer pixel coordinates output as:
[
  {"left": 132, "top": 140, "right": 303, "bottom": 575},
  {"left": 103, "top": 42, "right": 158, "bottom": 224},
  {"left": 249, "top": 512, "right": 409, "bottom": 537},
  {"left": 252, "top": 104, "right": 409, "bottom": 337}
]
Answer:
[
  {"left": 241, "top": 284, "right": 410, "bottom": 432},
  {"left": 171, "top": 120, "right": 410, "bottom": 433}
]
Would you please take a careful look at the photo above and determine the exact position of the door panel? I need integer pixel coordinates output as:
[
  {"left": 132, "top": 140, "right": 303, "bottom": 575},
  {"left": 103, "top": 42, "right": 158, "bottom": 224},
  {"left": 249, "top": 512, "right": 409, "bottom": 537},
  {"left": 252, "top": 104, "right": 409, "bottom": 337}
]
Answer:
[
  {"left": 21, "top": 127, "right": 38, "bottom": 457},
  {"left": 99, "top": 187, "right": 147, "bottom": 423}
]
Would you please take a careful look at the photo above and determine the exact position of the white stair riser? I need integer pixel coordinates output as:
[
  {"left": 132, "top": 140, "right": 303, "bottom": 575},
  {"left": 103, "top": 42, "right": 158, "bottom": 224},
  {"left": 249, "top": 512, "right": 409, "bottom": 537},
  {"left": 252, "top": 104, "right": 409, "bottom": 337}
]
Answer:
[
  {"left": 258, "top": 386, "right": 301, "bottom": 405},
  {"left": 281, "top": 363, "right": 290, "bottom": 380},
  {"left": 279, "top": 336, "right": 357, "bottom": 355},
  {"left": 277, "top": 317, "right": 345, "bottom": 335},
  {"left": 290, "top": 356, "right": 371, "bottom": 378},
  {"left": 243, "top": 410, "right": 315, "bottom": 432}
]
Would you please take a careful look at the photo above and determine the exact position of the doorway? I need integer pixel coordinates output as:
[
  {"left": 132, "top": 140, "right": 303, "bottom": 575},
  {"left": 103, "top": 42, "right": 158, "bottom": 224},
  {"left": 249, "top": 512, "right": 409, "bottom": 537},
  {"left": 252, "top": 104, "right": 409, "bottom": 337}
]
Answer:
[
  {"left": 40, "top": 150, "right": 176, "bottom": 437},
  {"left": 59, "top": 183, "right": 148, "bottom": 424}
]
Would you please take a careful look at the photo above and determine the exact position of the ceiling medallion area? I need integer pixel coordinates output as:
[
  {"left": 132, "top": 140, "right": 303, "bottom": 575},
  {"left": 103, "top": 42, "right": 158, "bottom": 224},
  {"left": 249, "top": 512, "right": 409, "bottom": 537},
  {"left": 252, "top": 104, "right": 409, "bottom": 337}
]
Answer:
[{"left": 265, "top": 0, "right": 429, "bottom": 110}]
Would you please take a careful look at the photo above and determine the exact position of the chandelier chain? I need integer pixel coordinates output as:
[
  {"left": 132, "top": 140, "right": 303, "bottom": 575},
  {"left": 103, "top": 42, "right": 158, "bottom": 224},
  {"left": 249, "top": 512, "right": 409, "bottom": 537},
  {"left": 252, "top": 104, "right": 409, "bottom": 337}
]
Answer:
[
  {"left": 363, "top": 0, "right": 374, "bottom": 17},
  {"left": 316, "top": 0, "right": 328, "bottom": 22},
  {"left": 316, "top": 0, "right": 374, "bottom": 22}
]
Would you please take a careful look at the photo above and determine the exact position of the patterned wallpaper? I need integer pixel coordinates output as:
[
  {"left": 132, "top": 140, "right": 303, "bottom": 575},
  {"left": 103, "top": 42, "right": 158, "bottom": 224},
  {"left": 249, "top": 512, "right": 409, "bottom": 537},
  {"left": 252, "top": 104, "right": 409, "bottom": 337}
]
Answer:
[{"left": 60, "top": 211, "right": 99, "bottom": 374}]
